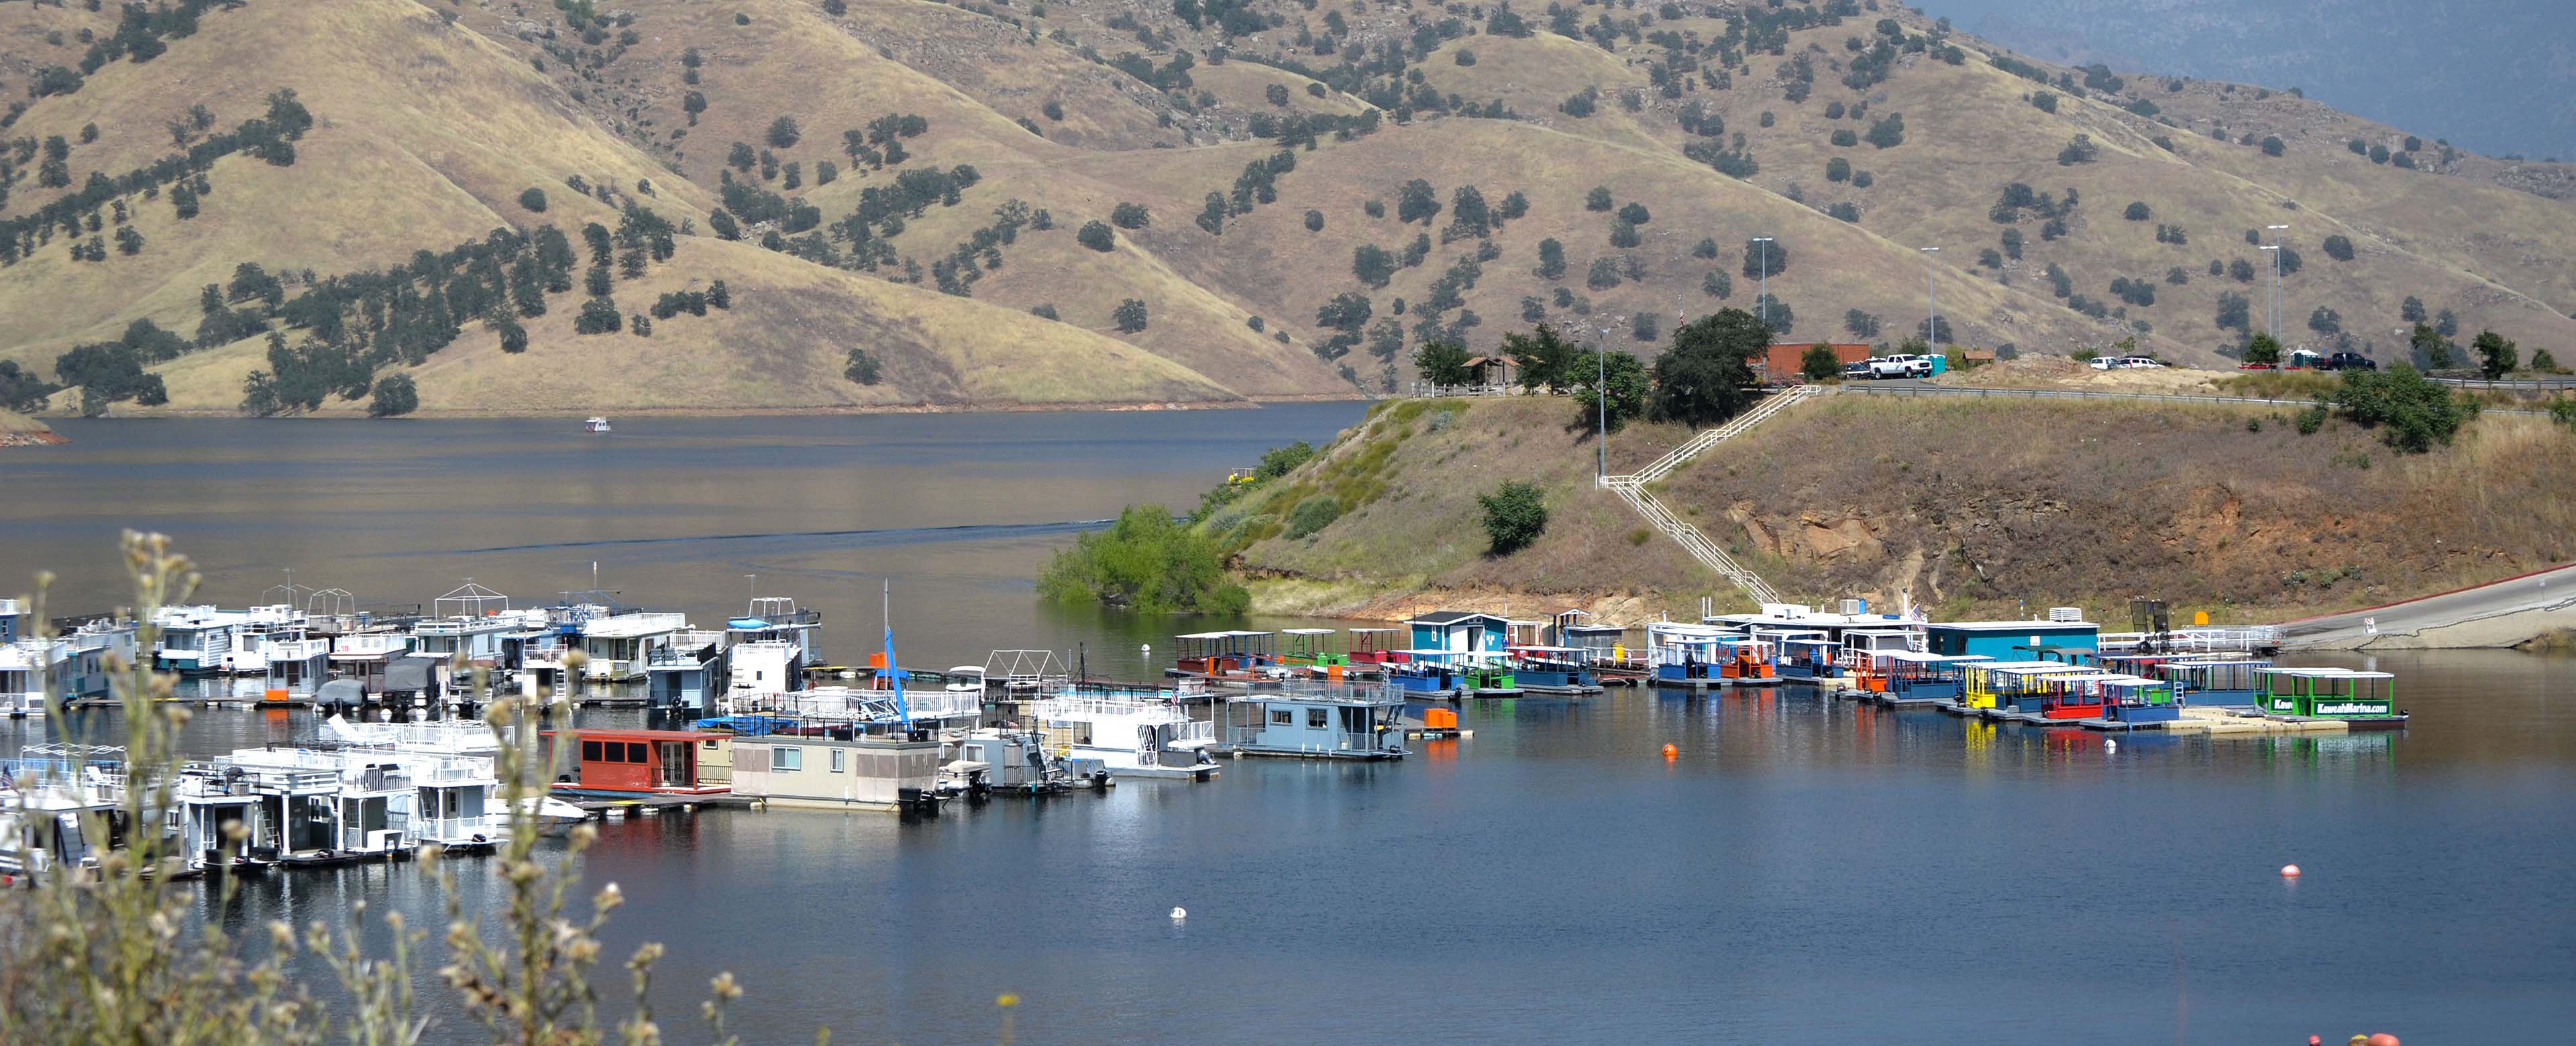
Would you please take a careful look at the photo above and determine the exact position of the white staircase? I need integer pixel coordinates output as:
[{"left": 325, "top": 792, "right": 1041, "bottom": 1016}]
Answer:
[{"left": 1599, "top": 385, "right": 1821, "bottom": 605}]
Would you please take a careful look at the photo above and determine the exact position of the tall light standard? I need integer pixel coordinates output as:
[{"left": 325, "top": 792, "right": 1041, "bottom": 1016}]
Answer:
[
  {"left": 1919, "top": 246, "right": 1940, "bottom": 349},
  {"left": 2265, "top": 224, "right": 2289, "bottom": 337},
  {"left": 1595, "top": 326, "right": 1607, "bottom": 483},
  {"left": 1752, "top": 236, "right": 1774, "bottom": 335}
]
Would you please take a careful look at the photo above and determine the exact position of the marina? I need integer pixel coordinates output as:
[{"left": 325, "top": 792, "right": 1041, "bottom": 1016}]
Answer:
[{"left": 1, "top": 412, "right": 2565, "bottom": 1043}]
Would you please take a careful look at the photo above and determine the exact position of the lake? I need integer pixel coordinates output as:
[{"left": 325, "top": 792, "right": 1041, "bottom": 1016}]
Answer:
[{"left": 4, "top": 410, "right": 2572, "bottom": 1043}]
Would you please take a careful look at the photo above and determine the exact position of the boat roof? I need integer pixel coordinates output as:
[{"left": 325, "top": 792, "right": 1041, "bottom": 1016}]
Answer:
[
  {"left": 1174, "top": 630, "right": 1273, "bottom": 640},
  {"left": 1926, "top": 619, "right": 2099, "bottom": 631},
  {"left": 1967, "top": 660, "right": 2084, "bottom": 671},
  {"left": 1841, "top": 628, "right": 1921, "bottom": 637},
  {"left": 1507, "top": 644, "right": 1589, "bottom": 652},
  {"left": 1280, "top": 628, "right": 1337, "bottom": 636},
  {"left": 2258, "top": 667, "right": 2396, "bottom": 679},
  {"left": 2160, "top": 658, "right": 2274, "bottom": 669},
  {"left": 1560, "top": 623, "right": 1627, "bottom": 634},
  {"left": 1987, "top": 664, "right": 2110, "bottom": 676},
  {"left": 1647, "top": 622, "right": 1733, "bottom": 635},
  {"left": 1405, "top": 610, "right": 1508, "bottom": 626},
  {"left": 1346, "top": 627, "right": 1401, "bottom": 633},
  {"left": 544, "top": 728, "right": 724, "bottom": 740},
  {"left": 1877, "top": 651, "right": 1991, "bottom": 663},
  {"left": 946, "top": 665, "right": 986, "bottom": 675}
]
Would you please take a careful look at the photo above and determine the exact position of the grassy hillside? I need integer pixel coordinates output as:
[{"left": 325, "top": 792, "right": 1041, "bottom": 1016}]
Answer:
[
  {"left": 1240, "top": 391, "right": 2576, "bottom": 625},
  {"left": 1220, "top": 397, "right": 1713, "bottom": 622},
  {"left": 3, "top": 0, "right": 2571, "bottom": 416}
]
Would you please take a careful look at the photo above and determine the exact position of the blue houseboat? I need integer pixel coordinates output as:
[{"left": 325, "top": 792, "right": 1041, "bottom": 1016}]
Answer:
[
  {"left": 1405, "top": 611, "right": 1510, "bottom": 657},
  {"left": 1222, "top": 685, "right": 1409, "bottom": 760},
  {"left": 1776, "top": 637, "right": 1843, "bottom": 681},
  {"left": 1874, "top": 652, "right": 1987, "bottom": 703},
  {"left": 2098, "top": 675, "right": 2182, "bottom": 723},
  {"left": 1503, "top": 646, "right": 1602, "bottom": 695}
]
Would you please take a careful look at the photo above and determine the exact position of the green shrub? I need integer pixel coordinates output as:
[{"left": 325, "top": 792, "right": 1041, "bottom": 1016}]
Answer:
[
  {"left": 1801, "top": 343, "right": 1840, "bottom": 381},
  {"left": 844, "top": 347, "right": 882, "bottom": 385},
  {"left": 1477, "top": 480, "right": 1548, "bottom": 555},
  {"left": 518, "top": 187, "right": 547, "bottom": 212},
  {"left": 1077, "top": 221, "right": 1116, "bottom": 251},
  {"left": 1285, "top": 495, "right": 1344, "bottom": 538},
  {"left": 2550, "top": 396, "right": 2576, "bottom": 432},
  {"left": 2294, "top": 400, "right": 2327, "bottom": 434},
  {"left": 1038, "top": 504, "right": 1250, "bottom": 612},
  {"left": 2333, "top": 365, "right": 2475, "bottom": 453},
  {"left": 367, "top": 373, "right": 418, "bottom": 417}
]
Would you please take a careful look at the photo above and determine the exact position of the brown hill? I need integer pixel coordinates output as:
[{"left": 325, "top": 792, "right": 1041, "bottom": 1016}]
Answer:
[
  {"left": 3, "top": 0, "right": 2571, "bottom": 416},
  {"left": 1230, "top": 394, "right": 2576, "bottom": 626}
]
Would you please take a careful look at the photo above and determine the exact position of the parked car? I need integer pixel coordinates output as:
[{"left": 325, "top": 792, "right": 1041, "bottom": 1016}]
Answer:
[
  {"left": 1867, "top": 353, "right": 1933, "bottom": 380},
  {"left": 2118, "top": 356, "right": 2165, "bottom": 369},
  {"left": 2318, "top": 351, "right": 2378, "bottom": 371},
  {"left": 1841, "top": 359, "right": 1874, "bottom": 381},
  {"left": 2089, "top": 356, "right": 2119, "bottom": 371}
]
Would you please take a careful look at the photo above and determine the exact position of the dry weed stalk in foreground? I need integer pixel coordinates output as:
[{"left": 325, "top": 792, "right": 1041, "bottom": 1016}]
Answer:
[{"left": 0, "top": 533, "right": 786, "bottom": 1046}]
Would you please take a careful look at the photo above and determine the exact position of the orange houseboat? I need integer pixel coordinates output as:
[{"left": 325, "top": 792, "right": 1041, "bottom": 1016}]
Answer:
[{"left": 541, "top": 729, "right": 733, "bottom": 796}]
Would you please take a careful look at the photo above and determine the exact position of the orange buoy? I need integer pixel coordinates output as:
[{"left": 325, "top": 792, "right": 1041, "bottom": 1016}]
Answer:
[
  {"left": 1661, "top": 744, "right": 1678, "bottom": 759},
  {"left": 2365, "top": 1035, "right": 2399, "bottom": 1046},
  {"left": 2280, "top": 864, "right": 2302, "bottom": 878}
]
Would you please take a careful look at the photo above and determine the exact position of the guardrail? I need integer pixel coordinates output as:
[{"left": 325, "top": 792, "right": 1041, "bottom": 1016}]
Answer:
[
  {"left": 1838, "top": 381, "right": 2555, "bottom": 416},
  {"left": 2430, "top": 375, "right": 2576, "bottom": 391}
]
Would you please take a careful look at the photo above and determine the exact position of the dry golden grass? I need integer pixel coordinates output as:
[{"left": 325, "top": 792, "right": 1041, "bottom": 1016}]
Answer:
[
  {"left": 1232, "top": 398, "right": 1713, "bottom": 610},
  {"left": 9, "top": 0, "right": 2575, "bottom": 416},
  {"left": 146, "top": 237, "right": 1236, "bottom": 414},
  {"left": 0, "top": 407, "right": 52, "bottom": 434},
  {"left": 1653, "top": 395, "right": 2576, "bottom": 622}
]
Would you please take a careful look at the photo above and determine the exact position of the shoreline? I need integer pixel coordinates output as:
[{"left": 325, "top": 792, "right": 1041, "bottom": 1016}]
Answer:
[{"left": 46, "top": 392, "right": 1375, "bottom": 421}]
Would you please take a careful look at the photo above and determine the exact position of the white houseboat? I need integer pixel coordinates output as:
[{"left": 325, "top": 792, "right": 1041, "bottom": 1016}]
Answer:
[{"left": 1030, "top": 691, "right": 1219, "bottom": 781}]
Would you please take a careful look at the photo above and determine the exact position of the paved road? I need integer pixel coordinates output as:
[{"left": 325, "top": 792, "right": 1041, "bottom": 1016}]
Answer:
[{"left": 2277, "top": 563, "right": 2576, "bottom": 649}]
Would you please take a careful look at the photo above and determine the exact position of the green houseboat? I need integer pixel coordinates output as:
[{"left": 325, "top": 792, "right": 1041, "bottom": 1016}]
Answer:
[{"left": 2255, "top": 669, "right": 2407, "bottom": 729}]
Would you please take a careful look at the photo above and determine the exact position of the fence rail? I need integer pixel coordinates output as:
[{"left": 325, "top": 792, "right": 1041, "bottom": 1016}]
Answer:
[
  {"left": 1597, "top": 386, "right": 1821, "bottom": 605},
  {"left": 1839, "top": 381, "right": 2555, "bottom": 416}
]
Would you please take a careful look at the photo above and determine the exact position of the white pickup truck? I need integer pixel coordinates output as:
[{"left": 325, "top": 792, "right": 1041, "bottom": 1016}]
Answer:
[{"left": 1865, "top": 353, "right": 1933, "bottom": 380}]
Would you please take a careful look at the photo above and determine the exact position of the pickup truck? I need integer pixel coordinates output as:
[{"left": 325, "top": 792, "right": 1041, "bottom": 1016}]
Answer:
[
  {"left": 1866, "top": 353, "right": 1933, "bottom": 380},
  {"left": 2317, "top": 351, "right": 2378, "bottom": 371}
]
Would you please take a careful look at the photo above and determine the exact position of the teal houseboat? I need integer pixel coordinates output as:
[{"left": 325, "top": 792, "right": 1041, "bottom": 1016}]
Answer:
[
  {"left": 1222, "top": 685, "right": 1409, "bottom": 760},
  {"left": 1923, "top": 619, "right": 2100, "bottom": 660}
]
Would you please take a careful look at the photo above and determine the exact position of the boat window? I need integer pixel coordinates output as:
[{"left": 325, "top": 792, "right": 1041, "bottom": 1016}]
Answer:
[
  {"left": 1269, "top": 709, "right": 1294, "bottom": 725},
  {"left": 1307, "top": 708, "right": 1329, "bottom": 728},
  {"left": 771, "top": 746, "right": 802, "bottom": 772},
  {"left": 582, "top": 740, "right": 602, "bottom": 762},
  {"left": 702, "top": 739, "right": 718, "bottom": 748},
  {"left": 830, "top": 749, "right": 845, "bottom": 774},
  {"left": 626, "top": 743, "right": 647, "bottom": 763}
]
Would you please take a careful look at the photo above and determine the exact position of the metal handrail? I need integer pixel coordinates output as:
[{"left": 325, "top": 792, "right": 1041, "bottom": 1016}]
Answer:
[{"left": 1597, "top": 388, "right": 1815, "bottom": 605}]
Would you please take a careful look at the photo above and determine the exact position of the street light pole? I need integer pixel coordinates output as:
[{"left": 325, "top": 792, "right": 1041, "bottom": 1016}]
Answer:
[
  {"left": 1595, "top": 326, "right": 1607, "bottom": 484},
  {"left": 1919, "top": 246, "right": 1940, "bottom": 348},
  {"left": 2266, "top": 224, "right": 2289, "bottom": 337},
  {"left": 1752, "top": 236, "right": 1774, "bottom": 335}
]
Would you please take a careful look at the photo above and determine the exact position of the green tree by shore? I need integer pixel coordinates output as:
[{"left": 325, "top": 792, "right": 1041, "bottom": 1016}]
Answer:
[{"left": 1038, "top": 505, "right": 1250, "bottom": 613}]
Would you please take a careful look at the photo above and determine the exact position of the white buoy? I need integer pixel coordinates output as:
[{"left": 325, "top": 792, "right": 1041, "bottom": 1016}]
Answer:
[
  {"left": 1169, "top": 907, "right": 1187, "bottom": 921},
  {"left": 1141, "top": 644, "right": 1152, "bottom": 654},
  {"left": 2104, "top": 738, "right": 2117, "bottom": 752}
]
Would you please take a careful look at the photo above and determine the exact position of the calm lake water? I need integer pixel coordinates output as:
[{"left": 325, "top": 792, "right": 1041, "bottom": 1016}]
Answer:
[{"left": 5, "top": 410, "right": 2574, "bottom": 1043}]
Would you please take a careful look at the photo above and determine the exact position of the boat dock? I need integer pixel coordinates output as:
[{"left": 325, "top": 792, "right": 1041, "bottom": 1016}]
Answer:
[{"left": 1772, "top": 674, "right": 2357, "bottom": 734}]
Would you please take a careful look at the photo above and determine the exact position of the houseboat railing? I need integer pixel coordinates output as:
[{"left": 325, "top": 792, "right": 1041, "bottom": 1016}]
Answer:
[
  {"left": 2096, "top": 627, "right": 2282, "bottom": 653},
  {"left": 1226, "top": 725, "right": 1385, "bottom": 753},
  {"left": 1032, "top": 695, "right": 1193, "bottom": 721},
  {"left": 413, "top": 815, "right": 500, "bottom": 843}
]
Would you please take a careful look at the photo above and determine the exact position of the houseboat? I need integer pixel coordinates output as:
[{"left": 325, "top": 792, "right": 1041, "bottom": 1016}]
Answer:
[
  {"left": 584, "top": 416, "right": 612, "bottom": 432},
  {"left": 2254, "top": 669, "right": 2407, "bottom": 728},
  {"left": 1169, "top": 630, "right": 1281, "bottom": 685},
  {"left": 2157, "top": 659, "right": 2271, "bottom": 707},
  {"left": 1983, "top": 664, "right": 2111, "bottom": 717},
  {"left": 152, "top": 605, "right": 245, "bottom": 675},
  {"left": 1386, "top": 650, "right": 1521, "bottom": 698},
  {"left": 729, "top": 732, "right": 944, "bottom": 813},
  {"left": 1030, "top": 691, "right": 1219, "bottom": 780},
  {"left": 1505, "top": 646, "right": 1603, "bottom": 695},
  {"left": 1647, "top": 623, "right": 1739, "bottom": 685},
  {"left": 1, "top": 744, "right": 127, "bottom": 882},
  {"left": 1344, "top": 628, "right": 1403, "bottom": 666},
  {"left": 1871, "top": 651, "right": 1987, "bottom": 703},
  {"left": 1960, "top": 660, "right": 2088, "bottom": 710},
  {"left": 168, "top": 763, "right": 271, "bottom": 874},
  {"left": 2097, "top": 675, "right": 2183, "bottom": 723},
  {"left": 215, "top": 747, "right": 415, "bottom": 865},
  {"left": 544, "top": 729, "right": 734, "bottom": 797},
  {"left": 942, "top": 728, "right": 1108, "bottom": 796},
  {"left": 1220, "top": 683, "right": 1408, "bottom": 760},
  {"left": 1776, "top": 637, "right": 1843, "bottom": 681},
  {"left": 1922, "top": 616, "right": 2101, "bottom": 660}
]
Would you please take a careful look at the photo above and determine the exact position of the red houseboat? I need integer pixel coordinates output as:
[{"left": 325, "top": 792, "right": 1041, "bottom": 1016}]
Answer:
[{"left": 542, "top": 729, "right": 732, "bottom": 796}]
